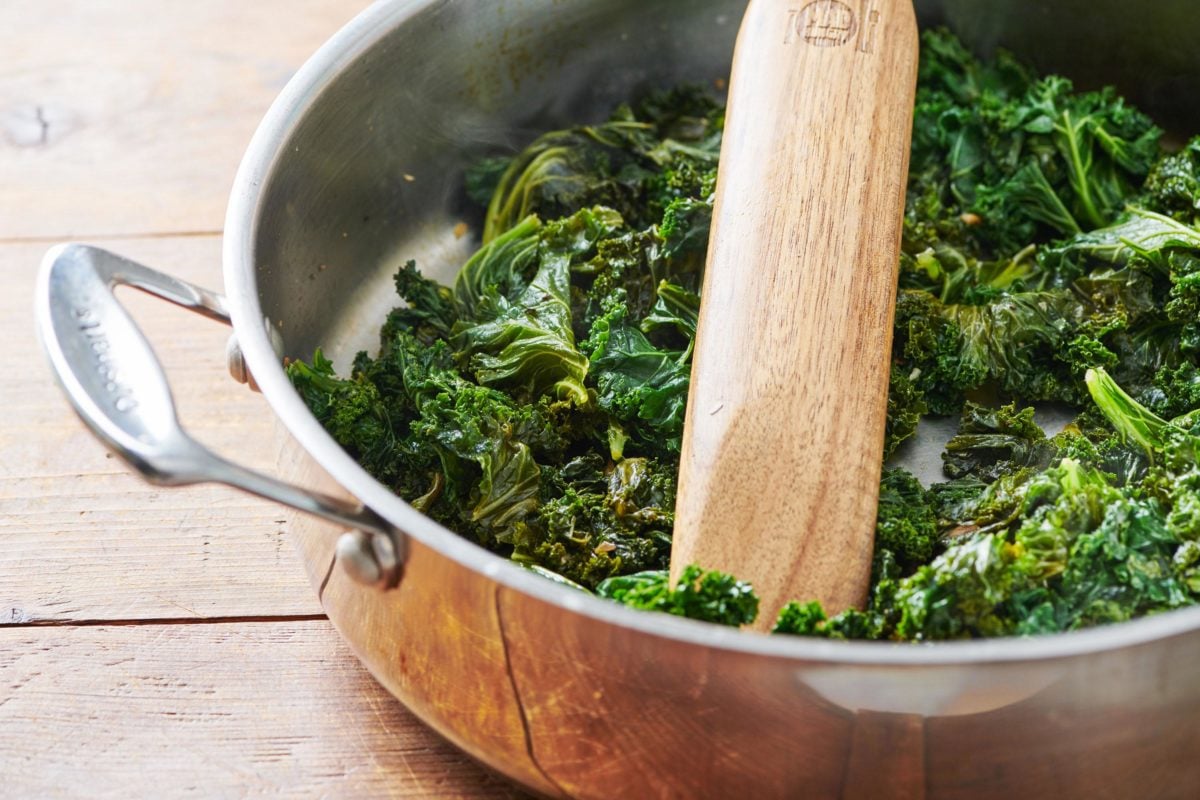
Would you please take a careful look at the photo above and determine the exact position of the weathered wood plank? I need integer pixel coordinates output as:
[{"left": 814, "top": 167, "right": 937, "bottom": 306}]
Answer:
[
  {"left": 0, "top": 620, "right": 526, "bottom": 798},
  {"left": 2, "top": 3, "right": 524, "bottom": 797},
  {"left": 0, "top": 0, "right": 369, "bottom": 240},
  {"left": 2, "top": 236, "right": 322, "bottom": 623}
]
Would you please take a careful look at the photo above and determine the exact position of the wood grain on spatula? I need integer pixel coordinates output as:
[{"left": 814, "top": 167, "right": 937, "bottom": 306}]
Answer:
[{"left": 672, "top": 0, "right": 918, "bottom": 629}]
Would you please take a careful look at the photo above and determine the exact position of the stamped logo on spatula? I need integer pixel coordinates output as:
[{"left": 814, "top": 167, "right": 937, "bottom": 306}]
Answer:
[{"left": 784, "top": 0, "right": 881, "bottom": 53}]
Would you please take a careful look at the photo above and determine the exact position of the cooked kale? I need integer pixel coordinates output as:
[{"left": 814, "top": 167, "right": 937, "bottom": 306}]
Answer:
[
  {"left": 290, "top": 31, "right": 1200, "bottom": 640},
  {"left": 596, "top": 565, "right": 758, "bottom": 627},
  {"left": 781, "top": 370, "right": 1200, "bottom": 641},
  {"left": 941, "top": 403, "right": 1057, "bottom": 483},
  {"left": 290, "top": 87, "right": 720, "bottom": 590}
]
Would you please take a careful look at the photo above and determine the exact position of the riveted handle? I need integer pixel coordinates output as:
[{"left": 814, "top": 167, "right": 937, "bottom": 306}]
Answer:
[{"left": 35, "top": 243, "right": 401, "bottom": 586}]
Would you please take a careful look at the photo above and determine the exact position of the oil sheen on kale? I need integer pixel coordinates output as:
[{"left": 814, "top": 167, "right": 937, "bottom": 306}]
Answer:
[{"left": 288, "top": 29, "right": 1200, "bottom": 640}]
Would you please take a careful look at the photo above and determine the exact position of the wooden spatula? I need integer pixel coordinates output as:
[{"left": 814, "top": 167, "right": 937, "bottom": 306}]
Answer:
[{"left": 671, "top": 0, "right": 918, "bottom": 630}]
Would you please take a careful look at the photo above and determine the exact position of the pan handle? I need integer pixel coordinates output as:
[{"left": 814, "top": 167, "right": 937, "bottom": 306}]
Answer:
[{"left": 34, "top": 243, "right": 402, "bottom": 589}]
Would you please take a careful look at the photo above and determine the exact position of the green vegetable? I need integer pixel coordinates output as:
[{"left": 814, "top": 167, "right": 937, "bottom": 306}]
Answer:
[
  {"left": 941, "top": 403, "right": 1056, "bottom": 482},
  {"left": 1085, "top": 367, "right": 1171, "bottom": 456},
  {"left": 875, "top": 468, "right": 939, "bottom": 571},
  {"left": 453, "top": 209, "right": 616, "bottom": 405},
  {"left": 291, "top": 29, "right": 1200, "bottom": 639},
  {"left": 884, "top": 368, "right": 927, "bottom": 457},
  {"left": 290, "top": 88, "right": 718, "bottom": 589},
  {"left": 585, "top": 295, "right": 691, "bottom": 452},
  {"left": 596, "top": 565, "right": 759, "bottom": 627},
  {"left": 480, "top": 86, "right": 722, "bottom": 242}
]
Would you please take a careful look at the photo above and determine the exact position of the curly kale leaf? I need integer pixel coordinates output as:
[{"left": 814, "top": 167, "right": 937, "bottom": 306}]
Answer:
[
  {"left": 875, "top": 468, "right": 940, "bottom": 571},
  {"left": 506, "top": 453, "right": 678, "bottom": 588},
  {"left": 1153, "top": 363, "right": 1200, "bottom": 419},
  {"left": 895, "top": 42, "right": 1184, "bottom": 420},
  {"left": 1051, "top": 497, "right": 1193, "bottom": 630},
  {"left": 893, "top": 287, "right": 1083, "bottom": 412},
  {"left": 948, "top": 292, "right": 1080, "bottom": 399},
  {"left": 861, "top": 373, "right": 1200, "bottom": 641},
  {"left": 640, "top": 280, "right": 700, "bottom": 343},
  {"left": 385, "top": 261, "right": 458, "bottom": 346},
  {"left": 874, "top": 460, "right": 1120, "bottom": 639},
  {"left": 453, "top": 208, "right": 621, "bottom": 405},
  {"left": 1165, "top": 251, "right": 1200, "bottom": 357},
  {"left": 480, "top": 87, "right": 722, "bottom": 242},
  {"left": 576, "top": 226, "right": 672, "bottom": 331},
  {"left": 464, "top": 155, "right": 513, "bottom": 207},
  {"left": 911, "top": 30, "right": 1160, "bottom": 258},
  {"left": 453, "top": 215, "right": 542, "bottom": 317},
  {"left": 773, "top": 552, "right": 902, "bottom": 640},
  {"left": 884, "top": 368, "right": 927, "bottom": 458},
  {"left": 1041, "top": 206, "right": 1200, "bottom": 272},
  {"left": 772, "top": 600, "right": 882, "bottom": 639},
  {"left": 286, "top": 349, "right": 410, "bottom": 487},
  {"left": 658, "top": 196, "right": 713, "bottom": 262},
  {"left": 397, "top": 341, "right": 553, "bottom": 542},
  {"left": 985, "top": 77, "right": 1160, "bottom": 234},
  {"left": 596, "top": 565, "right": 759, "bottom": 627},
  {"left": 1000, "top": 161, "right": 1086, "bottom": 237},
  {"left": 1143, "top": 136, "right": 1200, "bottom": 222},
  {"left": 916, "top": 26, "right": 1034, "bottom": 107},
  {"left": 790, "top": 400, "right": 1200, "bottom": 641},
  {"left": 584, "top": 296, "right": 690, "bottom": 452},
  {"left": 480, "top": 125, "right": 652, "bottom": 243},
  {"left": 942, "top": 403, "right": 1057, "bottom": 482},
  {"left": 1085, "top": 367, "right": 1173, "bottom": 457},
  {"left": 910, "top": 31, "right": 1032, "bottom": 218}
]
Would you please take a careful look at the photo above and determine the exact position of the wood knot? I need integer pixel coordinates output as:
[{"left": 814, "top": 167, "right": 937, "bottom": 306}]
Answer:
[{"left": 1, "top": 103, "right": 76, "bottom": 148}]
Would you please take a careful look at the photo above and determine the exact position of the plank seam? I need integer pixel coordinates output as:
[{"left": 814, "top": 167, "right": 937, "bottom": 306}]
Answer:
[
  {"left": 1, "top": 613, "right": 328, "bottom": 629},
  {"left": 0, "top": 229, "right": 223, "bottom": 245}
]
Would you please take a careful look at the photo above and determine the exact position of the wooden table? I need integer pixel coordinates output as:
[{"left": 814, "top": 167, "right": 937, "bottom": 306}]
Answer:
[{"left": 1, "top": 3, "right": 524, "bottom": 796}]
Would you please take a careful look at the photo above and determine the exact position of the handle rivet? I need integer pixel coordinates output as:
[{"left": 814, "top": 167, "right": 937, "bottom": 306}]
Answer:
[
  {"left": 336, "top": 530, "right": 401, "bottom": 589},
  {"left": 226, "top": 319, "right": 283, "bottom": 392},
  {"left": 226, "top": 334, "right": 250, "bottom": 386}
]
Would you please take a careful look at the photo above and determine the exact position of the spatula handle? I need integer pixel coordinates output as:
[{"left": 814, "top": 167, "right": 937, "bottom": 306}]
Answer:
[{"left": 672, "top": 0, "right": 917, "bottom": 627}]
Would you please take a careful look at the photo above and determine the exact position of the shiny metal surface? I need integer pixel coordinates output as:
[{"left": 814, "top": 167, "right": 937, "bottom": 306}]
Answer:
[
  {"left": 225, "top": 325, "right": 284, "bottom": 391},
  {"left": 336, "top": 528, "right": 403, "bottom": 589},
  {"left": 35, "top": 243, "right": 398, "bottom": 545},
  {"left": 41, "top": 1, "right": 1200, "bottom": 796},
  {"left": 224, "top": 332, "right": 255, "bottom": 388}
]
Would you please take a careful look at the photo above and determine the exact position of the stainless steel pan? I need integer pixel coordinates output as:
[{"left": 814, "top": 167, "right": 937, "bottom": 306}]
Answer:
[{"left": 36, "top": 1, "right": 1200, "bottom": 796}]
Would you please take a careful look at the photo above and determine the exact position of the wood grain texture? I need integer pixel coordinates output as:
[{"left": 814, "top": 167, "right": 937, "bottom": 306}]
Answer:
[
  {"left": 2, "top": 2, "right": 524, "bottom": 795},
  {"left": 0, "top": 0, "right": 365, "bottom": 240},
  {"left": 1, "top": 236, "right": 321, "bottom": 624},
  {"left": 0, "top": 620, "right": 524, "bottom": 799},
  {"left": 673, "top": 0, "right": 918, "bottom": 625}
]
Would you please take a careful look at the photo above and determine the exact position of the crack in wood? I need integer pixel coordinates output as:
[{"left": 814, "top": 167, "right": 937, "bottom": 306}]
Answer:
[
  {"left": 34, "top": 105, "right": 49, "bottom": 145},
  {"left": 492, "top": 586, "right": 575, "bottom": 800},
  {"left": 317, "top": 551, "right": 338, "bottom": 602}
]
